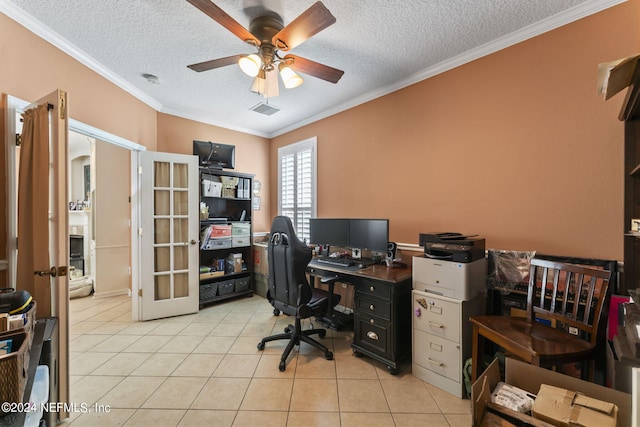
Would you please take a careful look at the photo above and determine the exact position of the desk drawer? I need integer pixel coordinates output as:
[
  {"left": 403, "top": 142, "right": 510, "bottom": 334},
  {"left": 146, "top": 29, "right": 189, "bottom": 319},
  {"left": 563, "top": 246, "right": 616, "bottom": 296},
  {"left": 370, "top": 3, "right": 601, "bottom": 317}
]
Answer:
[
  {"left": 412, "top": 290, "right": 460, "bottom": 343},
  {"left": 354, "top": 315, "right": 389, "bottom": 357},
  {"left": 355, "top": 280, "right": 390, "bottom": 300},
  {"left": 356, "top": 295, "right": 390, "bottom": 320},
  {"left": 413, "top": 329, "right": 461, "bottom": 382}
]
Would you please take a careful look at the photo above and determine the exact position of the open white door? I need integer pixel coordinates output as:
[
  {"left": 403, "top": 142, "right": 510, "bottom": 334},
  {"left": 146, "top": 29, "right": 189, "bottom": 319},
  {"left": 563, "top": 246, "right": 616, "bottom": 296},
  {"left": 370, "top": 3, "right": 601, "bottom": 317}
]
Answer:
[
  {"left": 18, "top": 90, "right": 70, "bottom": 423},
  {"left": 134, "top": 151, "right": 199, "bottom": 321}
]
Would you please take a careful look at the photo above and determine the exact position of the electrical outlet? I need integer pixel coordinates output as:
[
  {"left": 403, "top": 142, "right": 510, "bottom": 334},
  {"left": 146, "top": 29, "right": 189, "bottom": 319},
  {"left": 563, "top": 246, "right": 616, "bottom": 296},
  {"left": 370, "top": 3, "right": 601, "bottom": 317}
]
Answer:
[{"left": 569, "top": 326, "right": 579, "bottom": 335}]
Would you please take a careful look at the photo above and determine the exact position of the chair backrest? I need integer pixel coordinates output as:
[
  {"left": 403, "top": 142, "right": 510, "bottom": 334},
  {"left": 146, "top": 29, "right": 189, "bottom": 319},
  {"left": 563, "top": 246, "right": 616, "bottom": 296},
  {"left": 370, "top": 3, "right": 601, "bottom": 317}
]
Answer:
[
  {"left": 526, "top": 258, "right": 611, "bottom": 345},
  {"left": 267, "top": 216, "right": 312, "bottom": 314}
]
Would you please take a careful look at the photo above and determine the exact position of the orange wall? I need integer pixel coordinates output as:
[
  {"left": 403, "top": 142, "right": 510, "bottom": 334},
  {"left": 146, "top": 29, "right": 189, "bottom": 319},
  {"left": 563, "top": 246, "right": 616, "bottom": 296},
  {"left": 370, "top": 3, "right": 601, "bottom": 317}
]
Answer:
[
  {"left": 0, "top": 13, "right": 158, "bottom": 149},
  {"left": 157, "top": 113, "right": 271, "bottom": 232},
  {"left": 271, "top": 0, "right": 639, "bottom": 260}
]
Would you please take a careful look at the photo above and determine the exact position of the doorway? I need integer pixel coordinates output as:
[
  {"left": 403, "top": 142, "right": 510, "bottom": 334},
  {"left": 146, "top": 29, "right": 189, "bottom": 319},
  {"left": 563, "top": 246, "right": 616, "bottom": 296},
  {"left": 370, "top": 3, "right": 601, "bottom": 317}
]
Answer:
[{"left": 68, "top": 131, "right": 132, "bottom": 299}]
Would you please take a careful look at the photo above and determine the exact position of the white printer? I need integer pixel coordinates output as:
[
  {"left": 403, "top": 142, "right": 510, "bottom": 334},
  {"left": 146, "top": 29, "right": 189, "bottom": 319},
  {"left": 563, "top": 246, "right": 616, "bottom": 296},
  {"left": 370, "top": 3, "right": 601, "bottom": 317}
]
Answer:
[{"left": 412, "top": 256, "right": 486, "bottom": 300}]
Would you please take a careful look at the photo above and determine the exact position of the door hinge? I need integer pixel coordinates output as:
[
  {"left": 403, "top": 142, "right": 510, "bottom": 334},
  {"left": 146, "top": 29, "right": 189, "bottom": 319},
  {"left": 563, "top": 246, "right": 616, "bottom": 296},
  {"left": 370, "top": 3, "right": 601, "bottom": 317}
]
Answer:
[
  {"left": 59, "top": 90, "right": 67, "bottom": 119},
  {"left": 15, "top": 134, "right": 21, "bottom": 146},
  {"left": 138, "top": 166, "right": 143, "bottom": 175},
  {"left": 139, "top": 289, "right": 143, "bottom": 297},
  {"left": 138, "top": 228, "right": 143, "bottom": 236}
]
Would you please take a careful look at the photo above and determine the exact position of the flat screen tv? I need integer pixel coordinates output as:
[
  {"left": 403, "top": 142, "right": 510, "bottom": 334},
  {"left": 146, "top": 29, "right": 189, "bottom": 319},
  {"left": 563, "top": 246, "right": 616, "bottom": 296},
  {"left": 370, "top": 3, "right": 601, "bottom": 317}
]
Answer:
[{"left": 193, "top": 140, "right": 235, "bottom": 169}]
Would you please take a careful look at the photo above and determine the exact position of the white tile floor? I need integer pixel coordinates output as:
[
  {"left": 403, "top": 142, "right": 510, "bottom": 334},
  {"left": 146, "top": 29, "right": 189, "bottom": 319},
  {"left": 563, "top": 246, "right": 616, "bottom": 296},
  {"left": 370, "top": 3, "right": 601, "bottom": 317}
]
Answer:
[{"left": 62, "top": 293, "right": 472, "bottom": 426}]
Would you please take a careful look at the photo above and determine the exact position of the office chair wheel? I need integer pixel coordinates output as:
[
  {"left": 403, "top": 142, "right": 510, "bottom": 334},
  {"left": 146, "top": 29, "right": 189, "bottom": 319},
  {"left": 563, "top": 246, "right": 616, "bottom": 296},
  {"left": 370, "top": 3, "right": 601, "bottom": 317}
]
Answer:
[
  {"left": 279, "top": 361, "right": 286, "bottom": 372},
  {"left": 324, "top": 351, "right": 334, "bottom": 360},
  {"left": 318, "top": 329, "right": 327, "bottom": 339},
  {"left": 284, "top": 325, "right": 293, "bottom": 334},
  {"left": 273, "top": 309, "right": 280, "bottom": 316},
  {"left": 257, "top": 341, "right": 265, "bottom": 351}
]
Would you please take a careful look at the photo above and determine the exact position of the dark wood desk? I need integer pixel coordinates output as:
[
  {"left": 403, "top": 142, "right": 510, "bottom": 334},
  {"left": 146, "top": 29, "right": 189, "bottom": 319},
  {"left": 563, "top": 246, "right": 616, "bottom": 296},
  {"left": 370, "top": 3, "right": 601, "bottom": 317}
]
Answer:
[{"left": 307, "top": 260, "right": 412, "bottom": 374}]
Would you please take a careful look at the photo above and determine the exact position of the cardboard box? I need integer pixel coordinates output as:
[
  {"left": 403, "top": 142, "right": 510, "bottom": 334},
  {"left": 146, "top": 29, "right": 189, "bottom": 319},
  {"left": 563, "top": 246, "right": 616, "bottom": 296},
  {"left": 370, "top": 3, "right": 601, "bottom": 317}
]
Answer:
[
  {"left": 532, "top": 384, "right": 617, "bottom": 427},
  {"left": 472, "top": 358, "right": 632, "bottom": 427}
]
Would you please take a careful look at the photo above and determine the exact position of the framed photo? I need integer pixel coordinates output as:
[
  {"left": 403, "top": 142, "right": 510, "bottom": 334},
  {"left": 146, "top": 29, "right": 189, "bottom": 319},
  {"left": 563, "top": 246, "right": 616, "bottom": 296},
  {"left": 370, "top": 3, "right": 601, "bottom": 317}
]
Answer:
[{"left": 252, "top": 196, "right": 261, "bottom": 210}]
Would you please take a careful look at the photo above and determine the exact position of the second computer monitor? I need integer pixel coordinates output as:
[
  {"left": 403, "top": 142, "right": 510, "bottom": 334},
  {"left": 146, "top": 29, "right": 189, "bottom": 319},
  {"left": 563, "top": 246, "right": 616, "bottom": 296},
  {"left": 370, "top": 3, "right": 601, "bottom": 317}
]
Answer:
[{"left": 349, "top": 219, "right": 389, "bottom": 253}]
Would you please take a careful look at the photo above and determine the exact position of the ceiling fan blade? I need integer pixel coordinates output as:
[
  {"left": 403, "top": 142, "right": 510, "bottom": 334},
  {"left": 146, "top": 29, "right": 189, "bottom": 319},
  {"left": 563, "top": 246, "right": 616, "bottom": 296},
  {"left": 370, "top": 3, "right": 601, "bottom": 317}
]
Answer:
[
  {"left": 285, "top": 55, "right": 344, "bottom": 84},
  {"left": 186, "top": 0, "right": 259, "bottom": 45},
  {"left": 272, "top": 1, "right": 336, "bottom": 51},
  {"left": 187, "top": 54, "right": 244, "bottom": 72}
]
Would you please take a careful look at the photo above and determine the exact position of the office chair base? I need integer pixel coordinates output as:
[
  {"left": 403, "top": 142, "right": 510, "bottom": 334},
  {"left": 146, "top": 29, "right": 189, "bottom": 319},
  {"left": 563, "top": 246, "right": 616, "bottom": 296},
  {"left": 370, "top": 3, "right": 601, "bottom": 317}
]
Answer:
[
  {"left": 257, "top": 318, "right": 333, "bottom": 371},
  {"left": 317, "top": 310, "right": 353, "bottom": 331}
]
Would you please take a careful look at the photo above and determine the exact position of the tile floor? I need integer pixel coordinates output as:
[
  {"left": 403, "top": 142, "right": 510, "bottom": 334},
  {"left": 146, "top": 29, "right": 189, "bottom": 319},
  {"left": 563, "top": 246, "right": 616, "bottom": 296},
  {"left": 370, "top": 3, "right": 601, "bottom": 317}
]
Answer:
[{"left": 63, "top": 293, "right": 472, "bottom": 426}]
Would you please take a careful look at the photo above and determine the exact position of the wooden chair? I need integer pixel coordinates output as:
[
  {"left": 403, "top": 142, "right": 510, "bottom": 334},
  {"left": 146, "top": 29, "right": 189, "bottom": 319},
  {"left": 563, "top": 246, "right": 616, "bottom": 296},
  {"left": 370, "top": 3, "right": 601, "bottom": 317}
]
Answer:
[{"left": 470, "top": 258, "right": 611, "bottom": 382}]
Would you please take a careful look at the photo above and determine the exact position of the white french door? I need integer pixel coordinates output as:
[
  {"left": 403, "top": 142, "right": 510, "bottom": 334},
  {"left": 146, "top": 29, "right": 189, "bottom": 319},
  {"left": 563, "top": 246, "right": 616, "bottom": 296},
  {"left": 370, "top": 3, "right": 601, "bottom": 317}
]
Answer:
[{"left": 135, "top": 151, "right": 199, "bottom": 321}]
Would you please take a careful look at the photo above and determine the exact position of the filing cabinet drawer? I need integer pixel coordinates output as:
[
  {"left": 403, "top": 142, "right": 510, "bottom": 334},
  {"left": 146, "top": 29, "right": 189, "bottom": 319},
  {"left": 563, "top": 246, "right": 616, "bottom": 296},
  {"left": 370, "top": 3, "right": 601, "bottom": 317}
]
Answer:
[
  {"left": 412, "top": 290, "right": 460, "bottom": 343},
  {"left": 354, "top": 315, "right": 389, "bottom": 357},
  {"left": 413, "top": 329, "right": 461, "bottom": 383},
  {"left": 355, "top": 280, "right": 390, "bottom": 300},
  {"left": 356, "top": 295, "right": 391, "bottom": 320}
]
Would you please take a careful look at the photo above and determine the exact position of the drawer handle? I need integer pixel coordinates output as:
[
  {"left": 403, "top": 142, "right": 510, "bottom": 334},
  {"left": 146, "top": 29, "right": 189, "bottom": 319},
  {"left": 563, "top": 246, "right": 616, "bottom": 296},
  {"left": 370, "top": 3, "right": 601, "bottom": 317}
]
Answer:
[
  {"left": 369, "top": 304, "right": 375, "bottom": 311},
  {"left": 369, "top": 286, "right": 375, "bottom": 292},
  {"left": 367, "top": 331, "right": 379, "bottom": 341},
  {"left": 427, "top": 321, "right": 444, "bottom": 329},
  {"left": 427, "top": 358, "right": 444, "bottom": 367}
]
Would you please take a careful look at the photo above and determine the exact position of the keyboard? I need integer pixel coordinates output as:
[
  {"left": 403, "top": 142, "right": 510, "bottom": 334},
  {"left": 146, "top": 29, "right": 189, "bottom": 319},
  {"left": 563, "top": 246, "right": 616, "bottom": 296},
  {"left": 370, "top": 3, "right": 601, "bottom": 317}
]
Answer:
[{"left": 315, "top": 257, "right": 355, "bottom": 267}]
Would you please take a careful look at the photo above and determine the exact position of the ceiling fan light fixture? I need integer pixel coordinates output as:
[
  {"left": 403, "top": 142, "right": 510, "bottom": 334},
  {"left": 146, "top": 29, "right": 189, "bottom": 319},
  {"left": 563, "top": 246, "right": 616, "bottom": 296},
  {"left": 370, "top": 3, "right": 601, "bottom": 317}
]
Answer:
[
  {"left": 279, "top": 63, "right": 303, "bottom": 89},
  {"left": 238, "top": 54, "right": 262, "bottom": 77}
]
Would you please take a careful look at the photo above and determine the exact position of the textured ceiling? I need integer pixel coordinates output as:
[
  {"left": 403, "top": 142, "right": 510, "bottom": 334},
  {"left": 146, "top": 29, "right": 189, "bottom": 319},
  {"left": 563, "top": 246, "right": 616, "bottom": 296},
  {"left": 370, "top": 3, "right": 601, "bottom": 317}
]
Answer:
[{"left": 1, "top": 0, "right": 624, "bottom": 138}]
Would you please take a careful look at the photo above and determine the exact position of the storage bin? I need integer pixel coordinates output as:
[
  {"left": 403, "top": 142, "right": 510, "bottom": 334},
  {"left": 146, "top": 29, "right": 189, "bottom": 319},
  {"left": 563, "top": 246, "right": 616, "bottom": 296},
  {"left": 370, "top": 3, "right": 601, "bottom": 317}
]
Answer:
[
  {"left": 235, "top": 277, "right": 250, "bottom": 292},
  {"left": 204, "top": 237, "right": 232, "bottom": 250},
  {"left": 199, "top": 282, "right": 218, "bottom": 301},
  {"left": 202, "top": 177, "right": 222, "bottom": 197},
  {"left": 209, "top": 225, "right": 232, "bottom": 237},
  {"left": 0, "top": 330, "right": 30, "bottom": 413},
  {"left": 232, "top": 236, "right": 251, "bottom": 247},
  {"left": 231, "top": 222, "right": 250, "bottom": 236},
  {"left": 218, "top": 280, "right": 235, "bottom": 296}
]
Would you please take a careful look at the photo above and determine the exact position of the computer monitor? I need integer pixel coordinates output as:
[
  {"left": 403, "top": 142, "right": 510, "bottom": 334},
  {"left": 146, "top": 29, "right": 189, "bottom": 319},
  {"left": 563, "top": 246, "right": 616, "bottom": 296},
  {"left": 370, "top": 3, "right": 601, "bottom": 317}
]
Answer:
[
  {"left": 193, "top": 140, "right": 235, "bottom": 169},
  {"left": 348, "top": 219, "right": 389, "bottom": 252},
  {"left": 309, "top": 218, "right": 350, "bottom": 247}
]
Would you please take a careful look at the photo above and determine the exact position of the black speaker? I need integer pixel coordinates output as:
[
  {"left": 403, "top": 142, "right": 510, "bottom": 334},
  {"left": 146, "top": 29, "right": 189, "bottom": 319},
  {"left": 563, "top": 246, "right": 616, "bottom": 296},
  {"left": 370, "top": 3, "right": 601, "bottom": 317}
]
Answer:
[
  {"left": 386, "top": 242, "right": 397, "bottom": 263},
  {"left": 320, "top": 244, "right": 330, "bottom": 257}
]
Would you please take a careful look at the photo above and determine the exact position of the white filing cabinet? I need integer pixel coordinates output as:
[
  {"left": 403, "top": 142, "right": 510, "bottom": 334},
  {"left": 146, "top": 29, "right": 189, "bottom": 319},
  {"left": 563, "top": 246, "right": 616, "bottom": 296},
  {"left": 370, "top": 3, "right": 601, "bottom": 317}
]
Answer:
[{"left": 411, "top": 289, "right": 484, "bottom": 398}]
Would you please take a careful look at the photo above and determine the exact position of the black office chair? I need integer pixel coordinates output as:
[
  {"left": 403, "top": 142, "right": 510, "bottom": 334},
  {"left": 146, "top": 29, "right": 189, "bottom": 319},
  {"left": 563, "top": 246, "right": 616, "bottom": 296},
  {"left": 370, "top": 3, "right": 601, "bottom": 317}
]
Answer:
[{"left": 257, "top": 216, "right": 340, "bottom": 371}]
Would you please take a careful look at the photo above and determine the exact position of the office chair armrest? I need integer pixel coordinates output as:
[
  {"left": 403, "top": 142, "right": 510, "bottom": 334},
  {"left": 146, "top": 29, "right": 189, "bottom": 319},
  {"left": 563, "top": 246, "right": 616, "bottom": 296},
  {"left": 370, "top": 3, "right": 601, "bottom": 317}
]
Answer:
[{"left": 320, "top": 275, "right": 340, "bottom": 284}]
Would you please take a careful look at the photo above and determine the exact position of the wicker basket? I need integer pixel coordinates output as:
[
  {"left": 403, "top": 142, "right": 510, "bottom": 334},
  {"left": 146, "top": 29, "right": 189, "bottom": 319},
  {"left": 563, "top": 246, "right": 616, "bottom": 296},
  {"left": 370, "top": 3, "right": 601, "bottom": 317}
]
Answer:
[
  {"left": 0, "top": 330, "right": 29, "bottom": 413},
  {"left": 235, "top": 277, "right": 250, "bottom": 292},
  {"left": 218, "top": 280, "right": 235, "bottom": 296},
  {"left": 199, "top": 282, "right": 218, "bottom": 302}
]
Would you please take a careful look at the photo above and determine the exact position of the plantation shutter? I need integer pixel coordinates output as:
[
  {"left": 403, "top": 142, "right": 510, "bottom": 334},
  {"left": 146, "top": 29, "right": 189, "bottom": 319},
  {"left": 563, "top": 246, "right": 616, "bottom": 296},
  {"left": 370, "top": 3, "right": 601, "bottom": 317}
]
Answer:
[{"left": 278, "top": 137, "right": 317, "bottom": 241}]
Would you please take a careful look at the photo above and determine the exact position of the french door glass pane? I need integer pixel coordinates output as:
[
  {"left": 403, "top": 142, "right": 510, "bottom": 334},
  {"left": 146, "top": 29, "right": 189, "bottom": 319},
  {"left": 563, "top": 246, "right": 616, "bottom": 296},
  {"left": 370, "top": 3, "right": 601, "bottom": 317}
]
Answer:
[
  {"left": 174, "top": 190, "right": 188, "bottom": 215},
  {"left": 173, "top": 163, "right": 188, "bottom": 188},
  {"left": 174, "top": 246, "right": 188, "bottom": 270},
  {"left": 154, "top": 219, "right": 170, "bottom": 244},
  {"left": 174, "top": 218, "right": 188, "bottom": 242},
  {"left": 154, "top": 275, "right": 171, "bottom": 300},
  {"left": 174, "top": 273, "right": 189, "bottom": 298},
  {"left": 154, "top": 247, "right": 170, "bottom": 272},
  {"left": 154, "top": 190, "right": 170, "bottom": 215}
]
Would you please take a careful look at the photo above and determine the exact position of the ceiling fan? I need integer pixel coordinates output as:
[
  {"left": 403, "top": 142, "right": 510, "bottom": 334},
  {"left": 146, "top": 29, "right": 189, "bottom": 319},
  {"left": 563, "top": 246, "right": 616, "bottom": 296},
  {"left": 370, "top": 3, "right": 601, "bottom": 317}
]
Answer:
[{"left": 186, "top": 0, "right": 344, "bottom": 96}]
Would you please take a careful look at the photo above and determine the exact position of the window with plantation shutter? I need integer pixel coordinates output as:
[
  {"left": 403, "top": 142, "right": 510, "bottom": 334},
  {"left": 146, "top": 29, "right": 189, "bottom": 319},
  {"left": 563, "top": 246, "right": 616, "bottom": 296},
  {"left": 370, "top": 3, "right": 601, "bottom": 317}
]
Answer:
[{"left": 278, "top": 137, "right": 317, "bottom": 241}]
